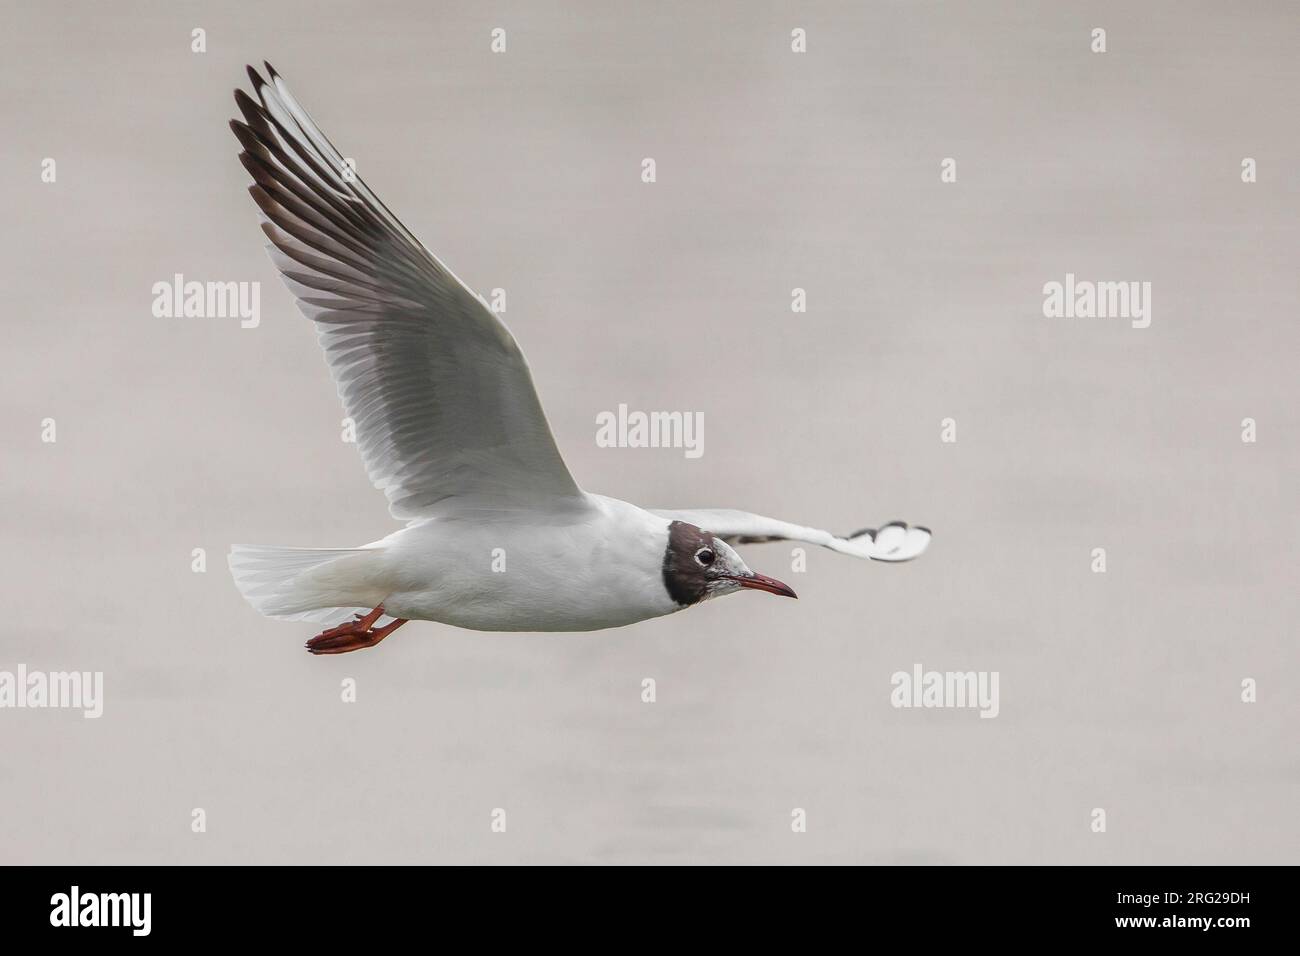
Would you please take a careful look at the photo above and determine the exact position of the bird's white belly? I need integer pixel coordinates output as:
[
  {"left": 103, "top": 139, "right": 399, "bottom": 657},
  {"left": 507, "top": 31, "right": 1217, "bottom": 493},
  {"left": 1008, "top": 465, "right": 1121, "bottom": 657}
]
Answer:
[{"left": 372, "top": 501, "right": 680, "bottom": 632}]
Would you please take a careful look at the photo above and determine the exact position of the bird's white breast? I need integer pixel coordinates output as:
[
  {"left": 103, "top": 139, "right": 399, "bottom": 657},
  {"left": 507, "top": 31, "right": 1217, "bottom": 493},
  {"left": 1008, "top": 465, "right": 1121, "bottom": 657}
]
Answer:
[{"left": 371, "top": 495, "right": 681, "bottom": 632}]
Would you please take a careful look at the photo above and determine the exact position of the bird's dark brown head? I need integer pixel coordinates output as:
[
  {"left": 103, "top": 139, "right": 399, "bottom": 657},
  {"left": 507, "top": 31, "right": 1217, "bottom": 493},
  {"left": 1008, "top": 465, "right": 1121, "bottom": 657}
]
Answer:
[{"left": 661, "top": 520, "right": 797, "bottom": 607}]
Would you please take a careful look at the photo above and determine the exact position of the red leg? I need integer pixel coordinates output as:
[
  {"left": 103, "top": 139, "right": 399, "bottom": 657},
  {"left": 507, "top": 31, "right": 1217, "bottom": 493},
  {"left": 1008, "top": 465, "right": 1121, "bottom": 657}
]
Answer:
[
  {"left": 310, "top": 606, "right": 384, "bottom": 641},
  {"left": 305, "top": 608, "right": 407, "bottom": 655}
]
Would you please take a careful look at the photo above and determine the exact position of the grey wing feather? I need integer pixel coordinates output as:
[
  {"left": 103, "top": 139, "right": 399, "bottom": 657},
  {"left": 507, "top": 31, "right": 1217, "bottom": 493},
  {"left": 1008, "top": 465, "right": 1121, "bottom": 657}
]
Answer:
[{"left": 231, "top": 63, "right": 583, "bottom": 519}]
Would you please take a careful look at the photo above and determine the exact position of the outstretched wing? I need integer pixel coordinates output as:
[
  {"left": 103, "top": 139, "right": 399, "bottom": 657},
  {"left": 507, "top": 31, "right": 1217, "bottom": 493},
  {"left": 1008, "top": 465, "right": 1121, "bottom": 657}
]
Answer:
[
  {"left": 231, "top": 63, "right": 583, "bottom": 519},
  {"left": 650, "top": 509, "right": 931, "bottom": 562}
]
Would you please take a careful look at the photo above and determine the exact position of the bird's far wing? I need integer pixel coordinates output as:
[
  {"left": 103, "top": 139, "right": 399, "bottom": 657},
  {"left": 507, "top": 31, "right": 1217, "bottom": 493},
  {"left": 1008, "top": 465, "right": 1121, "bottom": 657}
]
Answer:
[
  {"left": 650, "top": 508, "right": 931, "bottom": 562},
  {"left": 231, "top": 63, "right": 583, "bottom": 519}
]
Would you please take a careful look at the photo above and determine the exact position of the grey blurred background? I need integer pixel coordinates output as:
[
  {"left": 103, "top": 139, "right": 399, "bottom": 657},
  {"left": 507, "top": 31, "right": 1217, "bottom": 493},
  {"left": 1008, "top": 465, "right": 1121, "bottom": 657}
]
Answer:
[{"left": 2, "top": 0, "right": 1296, "bottom": 864}]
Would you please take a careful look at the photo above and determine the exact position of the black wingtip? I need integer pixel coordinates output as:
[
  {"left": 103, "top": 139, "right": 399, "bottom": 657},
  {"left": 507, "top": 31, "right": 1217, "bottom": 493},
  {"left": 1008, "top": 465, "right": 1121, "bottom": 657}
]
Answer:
[
  {"left": 247, "top": 183, "right": 275, "bottom": 213},
  {"left": 236, "top": 150, "right": 264, "bottom": 182},
  {"left": 229, "top": 118, "right": 260, "bottom": 153},
  {"left": 246, "top": 63, "right": 266, "bottom": 91}
]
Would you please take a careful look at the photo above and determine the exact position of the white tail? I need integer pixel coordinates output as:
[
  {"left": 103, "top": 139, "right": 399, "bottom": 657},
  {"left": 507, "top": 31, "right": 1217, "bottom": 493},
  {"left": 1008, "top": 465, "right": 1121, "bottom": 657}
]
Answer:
[{"left": 228, "top": 545, "right": 384, "bottom": 624}]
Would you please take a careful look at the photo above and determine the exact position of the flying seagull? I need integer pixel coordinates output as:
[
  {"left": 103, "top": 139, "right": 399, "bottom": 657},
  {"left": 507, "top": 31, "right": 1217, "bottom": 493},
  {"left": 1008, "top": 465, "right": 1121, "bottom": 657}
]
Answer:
[{"left": 227, "top": 63, "right": 931, "bottom": 654}]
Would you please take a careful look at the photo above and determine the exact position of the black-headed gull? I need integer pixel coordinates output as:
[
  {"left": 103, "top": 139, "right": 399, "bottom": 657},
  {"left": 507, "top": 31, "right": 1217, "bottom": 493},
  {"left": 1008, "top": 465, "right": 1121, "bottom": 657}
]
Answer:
[{"left": 226, "top": 64, "right": 931, "bottom": 654}]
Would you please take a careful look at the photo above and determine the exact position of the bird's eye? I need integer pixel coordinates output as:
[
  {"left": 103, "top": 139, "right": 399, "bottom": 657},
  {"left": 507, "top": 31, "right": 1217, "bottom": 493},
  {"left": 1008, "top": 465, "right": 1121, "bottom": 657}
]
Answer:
[{"left": 695, "top": 548, "right": 715, "bottom": 566}]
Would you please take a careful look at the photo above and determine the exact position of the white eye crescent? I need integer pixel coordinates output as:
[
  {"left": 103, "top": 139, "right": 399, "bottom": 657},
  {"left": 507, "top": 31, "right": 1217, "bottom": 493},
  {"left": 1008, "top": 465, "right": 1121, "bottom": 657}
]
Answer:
[{"left": 695, "top": 548, "right": 715, "bottom": 566}]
